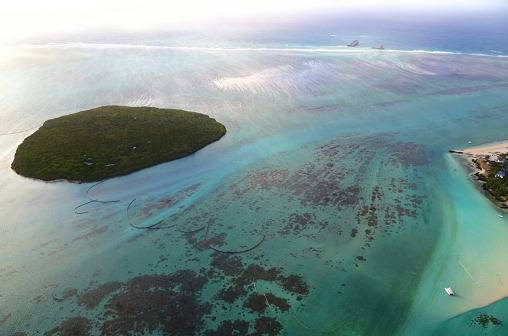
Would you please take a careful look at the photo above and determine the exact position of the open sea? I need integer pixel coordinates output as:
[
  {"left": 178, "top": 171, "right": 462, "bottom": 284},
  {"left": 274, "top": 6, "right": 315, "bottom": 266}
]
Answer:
[{"left": 1, "top": 9, "right": 508, "bottom": 336}]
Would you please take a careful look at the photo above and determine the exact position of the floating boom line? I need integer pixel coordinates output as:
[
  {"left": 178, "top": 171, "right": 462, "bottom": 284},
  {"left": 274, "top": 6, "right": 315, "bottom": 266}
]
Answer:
[
  {"left": 73, "top": 199, "right": 118, "bottom": 215},
  {"left": 208, "top": 234, "right": 266, "bottom": 254},
  {"left": 126, "top": 198, "right": 176, "bottom": 230},
  {"left": 86, "top": 180, "right": 121, "bottom": 203}
]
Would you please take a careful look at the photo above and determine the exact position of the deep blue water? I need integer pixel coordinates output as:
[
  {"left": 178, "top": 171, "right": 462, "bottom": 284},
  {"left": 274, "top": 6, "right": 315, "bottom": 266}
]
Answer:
[{"left": 238, "top": 10, "right": 508, "bottom": 56}]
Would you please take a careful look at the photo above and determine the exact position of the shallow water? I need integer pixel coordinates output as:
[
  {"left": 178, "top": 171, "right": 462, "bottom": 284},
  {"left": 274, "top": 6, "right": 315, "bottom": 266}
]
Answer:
[{"left": 1, "top": 44, "right": 508, "bottom": 335}]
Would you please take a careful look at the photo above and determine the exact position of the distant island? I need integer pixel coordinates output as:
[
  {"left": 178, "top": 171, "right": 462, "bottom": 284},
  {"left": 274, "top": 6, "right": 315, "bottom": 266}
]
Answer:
[
  {"left": 12, "top": 106, "right": 226, "bottom": 182},
  {"left": 451, "top": 141, "right": 508, "bottom": 210}
]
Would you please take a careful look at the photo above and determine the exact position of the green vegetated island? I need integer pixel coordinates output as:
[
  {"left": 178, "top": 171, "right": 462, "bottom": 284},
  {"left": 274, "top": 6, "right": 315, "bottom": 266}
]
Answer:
[
  {"left": 451, "top": 141, "right": 508, "bottom": 210},
  {"left": 12, "top": 106, "right": 226, "bottom": 182},
  {"left": 472, "top": 153, "right": 508, "bottom": 207}
]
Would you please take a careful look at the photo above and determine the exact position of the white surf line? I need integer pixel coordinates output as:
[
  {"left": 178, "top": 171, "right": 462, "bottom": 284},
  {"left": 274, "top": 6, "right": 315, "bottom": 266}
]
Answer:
[{"left": 10, "top": 43, "right": 508, "bottom": 59}]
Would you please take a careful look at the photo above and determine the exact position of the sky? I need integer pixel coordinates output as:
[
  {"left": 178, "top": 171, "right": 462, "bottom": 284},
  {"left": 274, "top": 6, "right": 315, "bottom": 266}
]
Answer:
[{"left": 0, "top": 0, "right": 506, "bottom": 45}]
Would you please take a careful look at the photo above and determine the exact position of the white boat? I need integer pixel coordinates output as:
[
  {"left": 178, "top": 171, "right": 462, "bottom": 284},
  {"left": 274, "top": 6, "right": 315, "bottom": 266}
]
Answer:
[
  {"left": 444, "top": 287, "right": 455, "bottom": 296},
  {"left": 499, "top": 214, "right": 504, "bottom": 218}
]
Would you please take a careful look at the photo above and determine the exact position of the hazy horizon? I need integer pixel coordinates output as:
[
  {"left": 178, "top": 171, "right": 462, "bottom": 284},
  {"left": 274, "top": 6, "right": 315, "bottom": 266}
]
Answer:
[{"left": 2, "top": 0, "right": 508, "bottom": 45}]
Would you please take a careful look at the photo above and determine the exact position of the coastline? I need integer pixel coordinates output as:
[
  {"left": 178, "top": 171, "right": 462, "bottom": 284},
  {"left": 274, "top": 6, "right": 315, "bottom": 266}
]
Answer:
[
  {"left": 450, "top": 140, "right": 508, "bottom": 212},
  {"left": 452, "top": 140, "right": 508, "bottom": 156}
]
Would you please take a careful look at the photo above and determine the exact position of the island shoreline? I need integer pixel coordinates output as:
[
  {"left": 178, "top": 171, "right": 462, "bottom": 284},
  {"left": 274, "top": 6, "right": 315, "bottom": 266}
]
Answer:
[
  {"left": 11, "top": 106, "right": 227, "bottom": 183},
  {"left": 450, "top": 140, "right": 508, "bottom": 212}
]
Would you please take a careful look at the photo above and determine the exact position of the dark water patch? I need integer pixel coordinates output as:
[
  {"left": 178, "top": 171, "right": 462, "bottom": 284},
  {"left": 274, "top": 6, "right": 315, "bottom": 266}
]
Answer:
[
  {"left": 230, "top": 169, "right": 290, "bottom": 197},
  {"left": 253, "top": 317, "right": 283, "bottom": 336},
  {"left": 205, "top": 320, "right": 250, "bottom": 336},
  {"left": 218, "top": 284, "right": 245, "bottom": 303},
  {"left": 244, "top": 293, "right": 269, "bottom": 313},
  {"left": 100, "top": 270, "right": 209, "bottom": 336},
  {"left": 279, "top": 275, "right": 309, "bottom": 296},
  {"left": 471, "top": 313, "right": 503, "bottom": 328},
  {"left": 244, "top": 292, "right": 291, "bottom": 313},
  {"left": 434, "top": 296, "right": 508, "bottom": 335},
  {"left": 44, "top": 316, "right": 91, "bottom": 336},
  {"left": 157, "top": 255, "right": 169, "bottom": 265},
  {"left": 290, "top": 175, "right": 361, "bottom": 209},
  {"left": 52, "top": 288, "right": 78, "bottom": 302},
  {"left": 221, "top": 137, "right": 396, "bottom": 211},
  {"left": 371, "top": 186, "right": 383, "bottom": 202},
  {"left": 139, "top": 184, "right": 200, "bottom": 218},
  {"left": 210, "top": 253, "right": 243, "bottom": 277},
  {"left": 205, "top": 233, "right": 226, "bottom": 247},
  {"left": 286, "top": 164, "right": 361, "bottom": 209},
  {"left": 70, "top": 133, "right": 428, "bottom": 335},
  {"left": 0, "top": 313, "right": 11, "bottom": 326},
  {"left": 212, "top": 253, "right": 309, "bottom": 304},
  {"left": 355, "top": 173, "right": 426, "bottom": 247},
  {"left": 32, "top": 294, "right": 44, "bottom": 304},
  {"left": 43, "top": 270, "right": 212, "bottom": 335},
  {"left": 181, "top": 227, "right": 205, "bottom": 248},
  {"left": 265, "top": 293, "right": 290, "bottom": 311},
  {"left": 0, "top": 265, "right": 17, "bottom": 279},
  {"left": 72, "top": 225, "right": 108, "bottom": 242},
  {"left": 375, "top": 77, "right": 422, "bottom": 95},
  {"left": 124, "top": 184, "right": 200, "bottom": 231},
  {"left": 278, "top": 136, "right": 396, "bottom": 209},
  {"left": 216, "top": 264, "right": 280, "bottom": 303},
  {"left": 388, "top": 178, "right": 418, "bottom": 193},
  {"left": 374, "top": 99, "right": 410, "bottom": 108},
  {"left": 298, "top": 104, "right": 340, "bottom": 114},
  {"left": 430, "top": 83, "right": 508, "bottom": 96},
  {"left": 73, "top": 200, "right": 119, "bottom": 215},
  {"left": 77, "top": 282, "right": 122, "bottom": 309},
  {"left": 279, "top": 212, "right": 326, "bottom": 236},
  {"left": 178, "top": 225, "right": 207, "bottom": 235},
  {"left": 126, "top": 198, "right": 176, "bottom": 230},
  {"left": 38, "top": 239, "right": 60, "bottom": 248},
  {"left": 209, "top": 235, "right": 266, "bottom": 254},
  {"left": 11, "top": 332, "right": 27, "bottom": 336},
  {"left": 390, "top": 142, "right": 430, "bottom": 166},
  {"left": 170, "top": 134, "right": 430, "bottom": 259}
]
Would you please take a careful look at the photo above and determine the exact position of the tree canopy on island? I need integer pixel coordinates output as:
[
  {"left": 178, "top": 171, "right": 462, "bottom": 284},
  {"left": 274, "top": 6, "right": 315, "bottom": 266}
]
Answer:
[{"left": 12, "top": 106, "right": 226, "bottom": 182}]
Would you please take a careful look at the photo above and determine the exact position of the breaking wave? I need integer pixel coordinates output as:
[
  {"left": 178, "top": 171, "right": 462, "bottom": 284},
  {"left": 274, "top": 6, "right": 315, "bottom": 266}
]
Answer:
[{"left": 12, "top": 42, "right": 508, "bottom": 58}]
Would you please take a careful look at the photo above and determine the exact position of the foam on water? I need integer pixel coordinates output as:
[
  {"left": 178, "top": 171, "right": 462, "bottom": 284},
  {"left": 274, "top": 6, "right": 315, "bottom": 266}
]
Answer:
[{"left": 9, "top": 42, "right": 508, "bottom": 59}]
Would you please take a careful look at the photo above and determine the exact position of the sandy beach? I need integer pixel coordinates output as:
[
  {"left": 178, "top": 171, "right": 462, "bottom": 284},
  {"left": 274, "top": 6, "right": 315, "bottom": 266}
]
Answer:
[
  {"left": 455, "top": 139, "right": 508, "bottom": 156},
  {"left": 451, "top": 140, "right": 508, "bottom": 212}
]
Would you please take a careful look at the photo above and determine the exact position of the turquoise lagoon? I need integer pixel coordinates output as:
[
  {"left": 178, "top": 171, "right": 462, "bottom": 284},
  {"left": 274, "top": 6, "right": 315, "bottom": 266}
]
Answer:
[{"left": 1, "top": 44, "right": 508, "bottom": 335}]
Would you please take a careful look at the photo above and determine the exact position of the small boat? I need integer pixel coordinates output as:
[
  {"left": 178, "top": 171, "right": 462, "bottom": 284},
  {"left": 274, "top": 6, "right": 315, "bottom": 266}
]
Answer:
[
  {"left": 372, "top": 44, "right": 385, "bottom": 50},
  {"left": 347, "top": 40, "right": 360, "bottom": 47},
  {"left": 499, "top": 214, "right": 504, "bottom": 218},
  {"left": 444, "top": 287, "right": 455, "bottom": 296}
]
